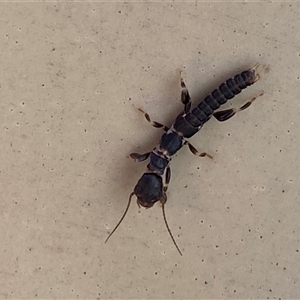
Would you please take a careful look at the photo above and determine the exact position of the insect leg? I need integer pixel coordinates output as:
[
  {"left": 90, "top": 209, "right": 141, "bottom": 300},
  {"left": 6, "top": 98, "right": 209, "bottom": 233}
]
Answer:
[
  {"left": 163, "top": 165, "right": 171, "bottom": 192},
  {"left": 213, "top": 91, "right": 264, "bottom": 122},
  {"left": 135, "top": 69, "right": 192, "bottom": 130},
  {"left": 131, "top": 107, "right": 165, "bottom": 162},
  {"left": 129, "top": 152, "right": 151, "bottom": 162},
  {"left": 184, "top": 140, "right": 214, "bottom": 160},
  {"left": 179, "top": 69, "right": 192, "bottom": 114},
  {"left": 135, "top": 107, "right": 169, "bottom": 131}
]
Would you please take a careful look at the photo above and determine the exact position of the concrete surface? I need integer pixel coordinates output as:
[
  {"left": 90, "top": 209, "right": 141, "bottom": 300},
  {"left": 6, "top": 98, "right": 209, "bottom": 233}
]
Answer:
[{"left": 1, "top": 2, "right": 299, "bottom": 299}]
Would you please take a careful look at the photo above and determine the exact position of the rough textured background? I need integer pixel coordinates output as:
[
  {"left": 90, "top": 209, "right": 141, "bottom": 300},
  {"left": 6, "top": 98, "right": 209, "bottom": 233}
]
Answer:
[{"left": 1, "top": 2, "right": 299, "bottom": 299}]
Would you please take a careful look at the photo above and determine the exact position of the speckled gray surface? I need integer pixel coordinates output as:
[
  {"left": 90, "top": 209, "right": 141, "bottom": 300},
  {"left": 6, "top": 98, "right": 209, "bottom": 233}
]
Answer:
[{"left": 0, "top": 2, "right": 299, "bottom": 299}]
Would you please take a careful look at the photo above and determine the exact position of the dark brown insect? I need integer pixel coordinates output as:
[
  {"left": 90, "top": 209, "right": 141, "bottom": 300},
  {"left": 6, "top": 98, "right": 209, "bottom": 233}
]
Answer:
[{"left": 106, "top": 64, "right": 263, "bottom": 255}]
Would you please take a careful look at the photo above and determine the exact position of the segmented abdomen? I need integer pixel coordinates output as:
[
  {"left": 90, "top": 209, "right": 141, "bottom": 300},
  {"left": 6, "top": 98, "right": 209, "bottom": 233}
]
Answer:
[{"left": 173, "top": 67, "right": 257, "bottom": 138}]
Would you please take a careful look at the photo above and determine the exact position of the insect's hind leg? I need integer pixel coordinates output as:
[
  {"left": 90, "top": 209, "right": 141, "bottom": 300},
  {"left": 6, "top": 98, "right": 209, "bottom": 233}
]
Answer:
[
  {"left": 213, "top": 91, "right": 264, "bottom": 122},
  {"left": 179, "top": 69, "right": 192, "bottom": 114}
]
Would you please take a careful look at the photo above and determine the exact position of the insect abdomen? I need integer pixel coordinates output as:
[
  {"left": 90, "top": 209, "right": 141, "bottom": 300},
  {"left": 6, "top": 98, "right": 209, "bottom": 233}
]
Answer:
[{"left": 191, "top": 68, "right": 257, "bottom": 123}]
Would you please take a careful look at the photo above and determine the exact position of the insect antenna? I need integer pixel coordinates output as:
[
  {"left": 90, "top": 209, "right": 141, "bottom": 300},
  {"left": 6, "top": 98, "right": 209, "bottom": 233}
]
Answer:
[
  {"left": 162, "top": 203, "right": 183, "bottom": 256},
  {"left": 105, "top": 192, "right": 134, "bottom": 243}
]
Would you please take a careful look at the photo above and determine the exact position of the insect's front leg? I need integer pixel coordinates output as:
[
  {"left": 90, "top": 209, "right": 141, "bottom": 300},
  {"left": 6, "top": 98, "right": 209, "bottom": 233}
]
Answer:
[
  {"left": 163, "top": 166, "right": 171, "bottom": 193},
  {"left": 129, "top": 152, "right": 151, "bottom": 162}
]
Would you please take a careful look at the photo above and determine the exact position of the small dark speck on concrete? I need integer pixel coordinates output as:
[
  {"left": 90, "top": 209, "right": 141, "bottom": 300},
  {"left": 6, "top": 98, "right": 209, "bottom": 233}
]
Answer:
[{"left": 282, "top": 190, "right": 285, "bottom": 193}]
